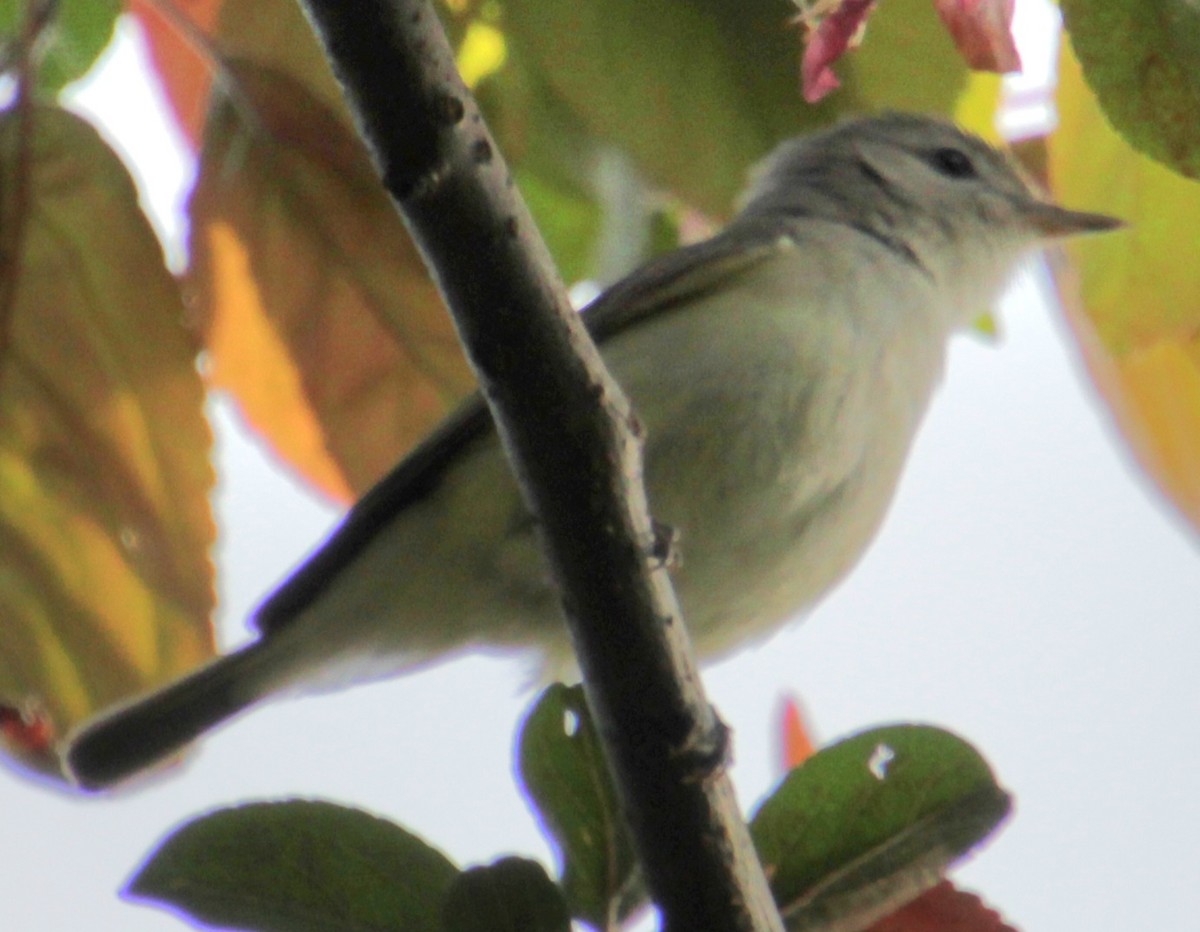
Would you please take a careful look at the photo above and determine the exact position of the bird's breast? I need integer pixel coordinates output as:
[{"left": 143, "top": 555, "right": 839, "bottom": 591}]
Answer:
[{"left": 600, "top": 249, "right": 953, "bottom": 656}]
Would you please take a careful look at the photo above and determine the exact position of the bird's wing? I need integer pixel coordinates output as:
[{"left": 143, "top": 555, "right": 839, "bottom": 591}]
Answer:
[
  {"left": 253, "top": 399, "right": 493, "bottom": 633},
  {"left": 254, "top": 218, "right": 797, "bottom": 635},
  {"left": 584, "top": 218, "right": 798, "bottom": 341}
]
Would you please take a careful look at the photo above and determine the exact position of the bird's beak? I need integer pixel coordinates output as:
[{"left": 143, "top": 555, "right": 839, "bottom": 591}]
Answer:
[{"left": 1023, "top": 200, "right": 1125, "bottom": 238}]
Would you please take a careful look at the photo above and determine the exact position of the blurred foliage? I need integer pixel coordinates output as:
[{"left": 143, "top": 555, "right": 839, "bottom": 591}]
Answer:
[
  {"left": 1048, "top": 36, "right": 1200, "bottom": 529},
  {"left": 0, "top": 0, "right": 119, "bottom": 92},
  {"left": 190, "top": 61, "right": 475, "bottom": 501},
  {"left": 0, "top": 105, "right": 213, "bottom": 779}
]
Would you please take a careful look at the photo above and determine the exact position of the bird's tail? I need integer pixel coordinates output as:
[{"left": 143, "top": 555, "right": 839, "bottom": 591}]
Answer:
[{"left": 66, "top": 640, "right": 283, "bottom": 791}]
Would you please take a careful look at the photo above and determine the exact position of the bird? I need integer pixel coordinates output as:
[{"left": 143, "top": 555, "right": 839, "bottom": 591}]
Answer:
[{"left": 66, "top": 113, "right": 1121, "bottom": 789}]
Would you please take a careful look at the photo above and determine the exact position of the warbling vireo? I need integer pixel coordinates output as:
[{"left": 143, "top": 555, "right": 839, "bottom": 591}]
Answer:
[{"left": 68, "top": 113, "right": 1120, "bottom": 789}]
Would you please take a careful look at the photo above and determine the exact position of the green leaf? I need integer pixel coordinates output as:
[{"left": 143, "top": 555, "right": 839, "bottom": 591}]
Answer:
[
  {"left": 847, "top": 0, "right": 973, "bottom": 116},
  {"left": 516, "top": 167, "right": 602, "bottom": 285},
  {"left": 500, "top": 0, "right": 820, "bottom": 217},
  {"left": 442, "top": 858, "right": 570, "bottom": 932},
  {"left": 129, "top": 800, "right": 461, "bottom": 932},
  {"left": 750, "top": 724, "right": 1010, "bottom": 931},
  {"left": 0, "top": 106, "right": 214, "bottom": 780},
  {"left": 1062, "top": 0, "right": 1200, "bottom": 179},
  {"left": 0, "top": 0, "right": 119, "bottom": 92},
  {"left": 500, "top": 0, "right": 969, "bottom": 218},
  {"left": 517, "top": 684, "right": 643, "bottom": 929}
]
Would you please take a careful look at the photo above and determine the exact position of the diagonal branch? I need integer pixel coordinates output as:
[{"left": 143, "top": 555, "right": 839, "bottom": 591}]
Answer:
[{"left": 293, "top": 2, "right": 783, "bottom": 929}]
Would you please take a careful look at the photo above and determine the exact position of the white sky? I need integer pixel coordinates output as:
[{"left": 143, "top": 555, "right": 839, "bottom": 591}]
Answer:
[{"left": 3, "top": 7, "right": 1199, "bottom": 931}]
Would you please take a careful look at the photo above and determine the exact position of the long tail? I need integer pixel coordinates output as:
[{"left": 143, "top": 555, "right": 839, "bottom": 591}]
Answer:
[{"left": 67, "top": 640, "right": 281, "bottom": 791}]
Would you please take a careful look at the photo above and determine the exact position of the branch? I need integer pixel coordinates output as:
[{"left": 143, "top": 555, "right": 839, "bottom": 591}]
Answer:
[{"left": 294, "top": 2, "right": 783, "bottom": 929}]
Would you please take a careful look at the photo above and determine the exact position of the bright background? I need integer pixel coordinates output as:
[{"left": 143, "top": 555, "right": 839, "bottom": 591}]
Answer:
[{"left": 3, "top": 7, "right": 1199, "bottom": 930}]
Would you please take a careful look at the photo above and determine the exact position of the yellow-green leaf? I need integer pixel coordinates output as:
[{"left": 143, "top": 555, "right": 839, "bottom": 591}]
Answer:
[
  {"left": 850, "top": 0, "right": 975, "bottom": 120},
  {"left": 0, "top": 106, "right": 214, "bottom": 780},
  {"left": 189, "top": 63, "right": 475, "bottom": 502},
  {"left": 1048, "top": 38, "right": 1200, "bottom": 531}
]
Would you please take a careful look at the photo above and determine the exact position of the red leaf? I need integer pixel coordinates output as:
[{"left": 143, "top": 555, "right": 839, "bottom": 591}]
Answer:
[
  {"left": 0, "top": 700, "right": 56, "bottom": 758},
  {"left": 932, "top": 0, "right": 1022, "bottom": 74},
  {"left": 796, "top": 0, "right": 877, "bottom": 104},
  {"left": 868, "top": 881, "right": 1019, "bottom": 932},
  {"left": 127, "top": 0, "right": 223, "bottom": 147},
  {"left": 777, "top": 694, "right": 817, "bottom": 770}
]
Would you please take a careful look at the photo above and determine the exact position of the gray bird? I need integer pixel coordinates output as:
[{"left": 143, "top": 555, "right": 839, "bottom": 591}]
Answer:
[{"left": 67, "top": 113, "right": 1121, "bottom": 789}]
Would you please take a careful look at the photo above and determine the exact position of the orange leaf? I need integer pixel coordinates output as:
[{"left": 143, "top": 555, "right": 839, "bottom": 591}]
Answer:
[
  {"left": 189, "top": 63, "right": 475, "bottom": 501},
  {"left": 129, "top": 0, "right": 353, "bottom": 151},
  {"left": 778, "top": 694, "right": 817, "bottom": 770},
  {"left": 0, "top": 107, "right": 215, "bottom": 782}
]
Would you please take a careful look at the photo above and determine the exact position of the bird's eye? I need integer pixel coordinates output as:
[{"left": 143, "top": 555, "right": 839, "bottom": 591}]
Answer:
[{"left": 929, "top": 147, "right": 977, "bottom": 179}]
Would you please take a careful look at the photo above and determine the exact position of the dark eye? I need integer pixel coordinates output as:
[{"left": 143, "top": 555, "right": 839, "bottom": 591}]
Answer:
[{"left": 929, "top": 147, "right": 977, "bottom": 179}]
